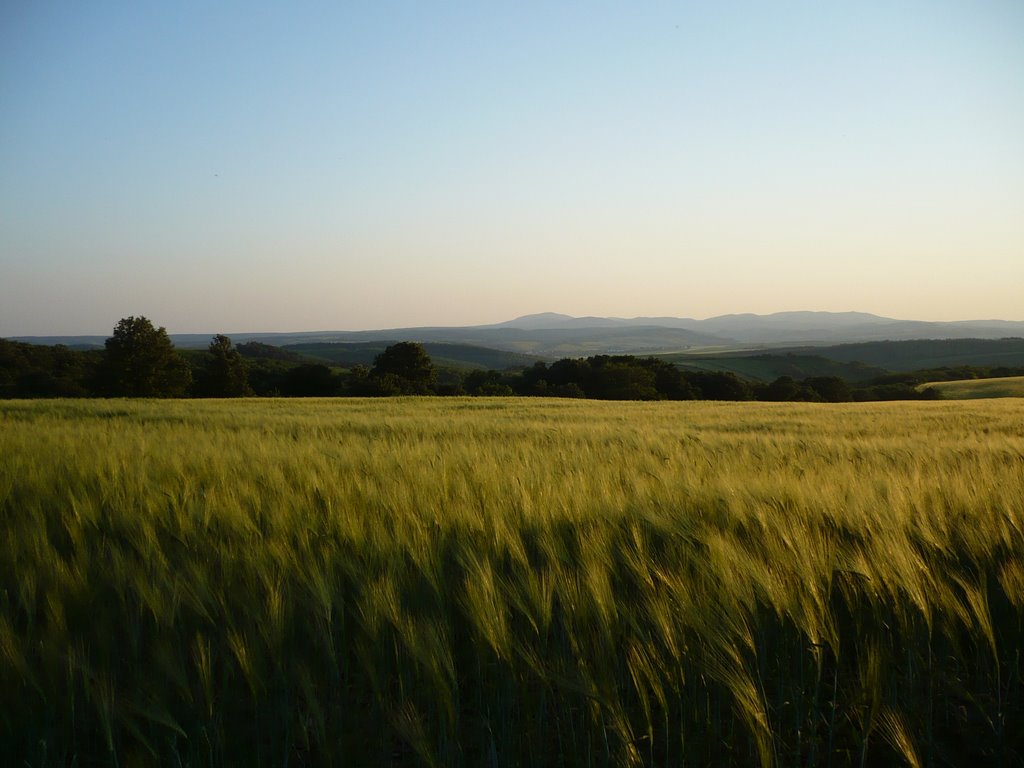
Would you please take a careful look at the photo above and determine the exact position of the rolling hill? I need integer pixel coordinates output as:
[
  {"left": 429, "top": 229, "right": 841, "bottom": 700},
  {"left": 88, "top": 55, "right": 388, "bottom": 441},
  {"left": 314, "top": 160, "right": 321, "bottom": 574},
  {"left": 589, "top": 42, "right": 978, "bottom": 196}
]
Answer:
[
  {"left": 917, "top": 376, "right": 1024, "bottom": 399},
  {"left": 770, "top": 338, "right": 1024, "bottom": 371},
  {"left": 659, "top": 353, "right": 889, "bottom": 383},
  {"left": 11, "top": 313, "right": 1024, "bottom": 366},
  {"left": 280, "top": 342, "right": 543, "bottom": 371}
]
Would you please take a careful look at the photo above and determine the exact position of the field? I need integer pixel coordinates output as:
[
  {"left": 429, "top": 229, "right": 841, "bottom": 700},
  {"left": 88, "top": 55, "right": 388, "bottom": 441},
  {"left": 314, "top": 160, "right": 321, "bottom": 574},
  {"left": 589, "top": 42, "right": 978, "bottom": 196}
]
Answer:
[
  {"left": 919, "top": 375, "right": 1024, "bottom": 400},
  {"left": 2, "top": 398, "right": 1023, "bottom": 767},
  {"left": 663, "top": 353, "right": 887, "bottom": 383}
]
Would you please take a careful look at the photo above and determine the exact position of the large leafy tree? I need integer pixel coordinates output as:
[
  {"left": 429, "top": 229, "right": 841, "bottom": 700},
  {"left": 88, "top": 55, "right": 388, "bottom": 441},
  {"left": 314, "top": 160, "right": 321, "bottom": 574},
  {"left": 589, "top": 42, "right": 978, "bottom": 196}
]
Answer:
[
  {"left": 98, "top": 316, "right": 192, "bottom": 397},
  {"left": 196, "top": 334, "right": 252, "bottom": 397},
  {"left": 371, "top": 342, "right": 436, "bottom": 394}
]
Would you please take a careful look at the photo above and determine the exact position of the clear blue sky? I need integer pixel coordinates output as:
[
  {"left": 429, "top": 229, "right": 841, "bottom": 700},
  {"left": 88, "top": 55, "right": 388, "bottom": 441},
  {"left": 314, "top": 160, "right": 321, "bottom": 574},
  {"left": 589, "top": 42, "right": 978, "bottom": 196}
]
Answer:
[{"left": 2, "top": 1, "right": 1022, "bottom": 334}]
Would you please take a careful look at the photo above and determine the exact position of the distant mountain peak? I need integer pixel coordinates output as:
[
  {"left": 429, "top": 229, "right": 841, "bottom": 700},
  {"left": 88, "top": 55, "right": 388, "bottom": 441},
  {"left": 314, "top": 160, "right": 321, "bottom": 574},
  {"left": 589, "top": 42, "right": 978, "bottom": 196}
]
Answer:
[
  {"left": 488, "top": 312, "right": 629, "bottom": 330},
  {"left": 511, "top": 312, "right": 574, "bottom": 323}
]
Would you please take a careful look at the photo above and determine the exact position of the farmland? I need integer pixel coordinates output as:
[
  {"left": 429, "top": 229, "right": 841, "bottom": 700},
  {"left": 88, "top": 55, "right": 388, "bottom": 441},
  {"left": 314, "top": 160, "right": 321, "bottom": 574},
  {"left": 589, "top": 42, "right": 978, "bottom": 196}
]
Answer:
[
  {"left": 918, "top": 375, "right": 1024, "bottom": 400},
  {"left": 1, "top": 398, "right": 1023, "bottom": 766}
]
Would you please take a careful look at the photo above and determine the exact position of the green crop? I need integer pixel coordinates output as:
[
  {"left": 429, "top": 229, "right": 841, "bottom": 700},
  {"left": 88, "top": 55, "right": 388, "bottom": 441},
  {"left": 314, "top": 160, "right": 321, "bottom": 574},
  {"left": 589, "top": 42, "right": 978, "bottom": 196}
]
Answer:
[{"left": 1, "top": 397, "right": 1022, "bottom": 766}]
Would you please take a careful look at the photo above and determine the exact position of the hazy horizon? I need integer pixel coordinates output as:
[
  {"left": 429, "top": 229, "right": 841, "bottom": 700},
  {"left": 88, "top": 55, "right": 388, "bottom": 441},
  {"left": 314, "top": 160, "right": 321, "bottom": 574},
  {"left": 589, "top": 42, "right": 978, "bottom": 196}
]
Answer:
[
  {"left": 7, "top": 308, "right": 1024, "bottom": 340},
  {"left": 3, "top": 1, "right": 1022, "bottom": 336}
]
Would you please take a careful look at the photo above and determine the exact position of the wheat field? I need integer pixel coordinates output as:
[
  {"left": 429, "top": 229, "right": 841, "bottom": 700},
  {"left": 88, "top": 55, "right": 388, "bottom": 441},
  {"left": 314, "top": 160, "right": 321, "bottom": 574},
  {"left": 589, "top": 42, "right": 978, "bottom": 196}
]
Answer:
[{"left": 1, "top": 397, "right": 1022, "bottom": 766}]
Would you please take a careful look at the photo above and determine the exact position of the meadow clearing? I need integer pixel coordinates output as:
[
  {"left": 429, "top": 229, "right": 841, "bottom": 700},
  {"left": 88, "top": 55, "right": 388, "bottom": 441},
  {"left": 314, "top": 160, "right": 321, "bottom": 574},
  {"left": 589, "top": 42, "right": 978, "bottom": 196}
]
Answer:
[
  {"left": 918, "top": 376, "right": 1024, "bottom": 400},
  {"left": 1, "top": 397, "right": 1022, "bottom": 767}
]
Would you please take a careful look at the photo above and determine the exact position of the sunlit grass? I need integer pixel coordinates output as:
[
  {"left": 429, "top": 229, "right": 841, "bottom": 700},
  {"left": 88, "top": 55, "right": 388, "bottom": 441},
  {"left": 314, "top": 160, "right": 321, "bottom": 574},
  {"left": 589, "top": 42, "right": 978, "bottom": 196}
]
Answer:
[
  {"left": 919, "top": 375, "right": 1024, "bottom": 399},
  {"left": 1, "top": 397, "right": 1022, "bottom": 766}
]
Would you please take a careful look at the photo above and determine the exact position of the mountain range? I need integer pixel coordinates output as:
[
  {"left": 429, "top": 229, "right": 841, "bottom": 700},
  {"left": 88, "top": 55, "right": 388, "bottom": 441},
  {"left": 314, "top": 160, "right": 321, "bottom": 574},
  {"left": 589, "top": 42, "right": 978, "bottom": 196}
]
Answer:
[
  {"left": 483, "top": 311, "right": 1024, "bottom": 345},
  {"left": 13, "top": 311, "right": 1024, "bottom": 356}
]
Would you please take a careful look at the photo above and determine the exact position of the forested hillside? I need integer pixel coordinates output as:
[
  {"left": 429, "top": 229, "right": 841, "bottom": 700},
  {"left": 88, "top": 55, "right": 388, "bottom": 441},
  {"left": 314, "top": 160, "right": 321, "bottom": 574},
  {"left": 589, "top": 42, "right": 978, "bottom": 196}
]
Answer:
[{"left": 6, "top": 317, "right": 1024, "bottom": 402}]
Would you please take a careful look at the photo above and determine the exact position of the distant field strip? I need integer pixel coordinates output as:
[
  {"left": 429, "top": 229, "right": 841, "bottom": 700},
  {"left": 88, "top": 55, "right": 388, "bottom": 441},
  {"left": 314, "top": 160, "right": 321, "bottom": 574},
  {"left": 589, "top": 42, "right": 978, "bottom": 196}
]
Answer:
[
  {"left": 1, "top": 398, "right": 1023, "bottom": 766},
  {"left": 919, "top": 375, "right": 1024, "bottom": 399}
]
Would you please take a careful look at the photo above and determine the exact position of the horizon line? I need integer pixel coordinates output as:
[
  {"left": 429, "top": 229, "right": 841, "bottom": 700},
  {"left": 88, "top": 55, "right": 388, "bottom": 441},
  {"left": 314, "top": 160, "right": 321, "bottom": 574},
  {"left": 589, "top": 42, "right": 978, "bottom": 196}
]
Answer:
[{"left": 6, "top": 309, "right": 1024, "bottom": 339}]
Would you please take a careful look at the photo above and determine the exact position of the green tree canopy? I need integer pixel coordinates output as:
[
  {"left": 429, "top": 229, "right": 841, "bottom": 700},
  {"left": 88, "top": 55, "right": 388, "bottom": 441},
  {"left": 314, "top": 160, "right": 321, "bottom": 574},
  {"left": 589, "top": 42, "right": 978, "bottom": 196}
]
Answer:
[
  {"left": 371, "top": 342, "right": 436, "bottom": 394},
  {"left": 98, "top": 316, "right": 192, "bottom": 397},
  {"left": 196, "top": 334, "right": 252, "bottom": 397},
  {"left": 0, "top": 339, "right": 96, "bottom": 397},
  {"left": 279, "top": 364, "right": 342, "bottom": 397}
]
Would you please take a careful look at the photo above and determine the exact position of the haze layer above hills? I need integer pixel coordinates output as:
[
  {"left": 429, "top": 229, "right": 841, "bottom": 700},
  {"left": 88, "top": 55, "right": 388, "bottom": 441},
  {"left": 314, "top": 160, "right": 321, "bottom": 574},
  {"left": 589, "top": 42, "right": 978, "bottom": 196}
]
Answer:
[{"left": 14, "top": 311, "right": 1024, "bottom": 356}]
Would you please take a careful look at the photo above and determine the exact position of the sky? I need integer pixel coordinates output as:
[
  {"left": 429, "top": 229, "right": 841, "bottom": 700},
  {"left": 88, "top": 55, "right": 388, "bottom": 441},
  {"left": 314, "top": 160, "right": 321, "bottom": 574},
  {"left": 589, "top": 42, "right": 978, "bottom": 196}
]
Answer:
[{"left": 2, "top": 1, "right": 1022, "bottom": 335}]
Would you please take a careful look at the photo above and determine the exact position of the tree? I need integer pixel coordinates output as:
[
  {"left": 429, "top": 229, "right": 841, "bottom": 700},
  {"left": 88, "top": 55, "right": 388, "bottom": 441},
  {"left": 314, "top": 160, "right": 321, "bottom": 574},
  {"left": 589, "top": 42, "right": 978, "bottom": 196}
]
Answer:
[
  {"left": 279, "top": 364, "right": 341, "bottom": 397},
  {"left": 0, "top": 339, "right": 95, "bottom": 397},
  {"left": 587, "top": 357, "right": 662, "bottom": 400},
  {"left": 98, "top": 316, "right": 192, "bottom": 397},
  {"left": 517, "top": 361, "right": 551, "bottom": 395},
  {"left": 760, "top": 376, "right": 803, "bottom": 402},
  {"left": 464, "top": 370, "right": 514, "bottom": 396},
  {"left": 646, "top": 358, "right": 698, "bottom": 400},
  {"left": 196, "top": 335, "right": 252, "bottom": 397},
  {"left": 804, "top": 376, "right": 853, "bottom": 403},
  {"left": 371, "top": 342, "right": 436, "bottom": 394},
  {"left": 682, "top": 371, "right": 752, "bottom": 401}
]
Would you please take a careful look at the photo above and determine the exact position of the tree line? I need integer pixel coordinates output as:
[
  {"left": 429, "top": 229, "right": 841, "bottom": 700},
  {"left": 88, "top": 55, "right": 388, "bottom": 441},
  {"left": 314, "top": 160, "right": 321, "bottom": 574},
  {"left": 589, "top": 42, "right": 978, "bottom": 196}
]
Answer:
[
  {"left": 0, "top": 317, "right": 440, "bottom": 399},
  {"left": 9, "top": 314, "right": 1020, "bottom": 401}
]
